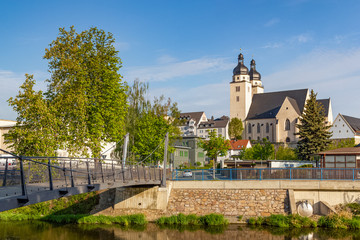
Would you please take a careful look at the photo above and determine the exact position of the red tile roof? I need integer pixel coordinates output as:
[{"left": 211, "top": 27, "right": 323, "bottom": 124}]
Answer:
[{"left": 230, "top": 139, "right": 250, "bottom": 150}]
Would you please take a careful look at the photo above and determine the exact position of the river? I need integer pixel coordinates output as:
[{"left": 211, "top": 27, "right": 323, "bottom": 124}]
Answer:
[{"left": 0, "top": 221, "right": 359, "bottom": 240}]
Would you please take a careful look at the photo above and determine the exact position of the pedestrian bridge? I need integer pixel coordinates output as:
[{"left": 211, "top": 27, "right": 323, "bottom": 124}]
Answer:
[{"left": 0, "top": 149, "right": 166, "bottom": 212}]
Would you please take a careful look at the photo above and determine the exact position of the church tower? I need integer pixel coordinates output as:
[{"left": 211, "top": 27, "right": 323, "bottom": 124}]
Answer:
[
  {"left": 249, "top": 59, "right": 264, "bottom": 96},
  {"left": 230, "top": 53, "right": 252, "bottom": 121}
]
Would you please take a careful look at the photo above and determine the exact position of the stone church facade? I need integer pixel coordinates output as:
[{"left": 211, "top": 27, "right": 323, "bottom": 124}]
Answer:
[{"left": 230, "top": 53, "right": 333, "bottom": 144}]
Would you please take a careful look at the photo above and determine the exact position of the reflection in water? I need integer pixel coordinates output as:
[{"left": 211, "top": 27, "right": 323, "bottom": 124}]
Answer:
[{"left": 0, "top": 221, "right": 359, "bottom": 240}]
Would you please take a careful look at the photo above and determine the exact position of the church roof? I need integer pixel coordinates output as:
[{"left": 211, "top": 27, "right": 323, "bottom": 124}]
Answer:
[
  {"left": 342, "top": 114, "right": 360, "bottom": 133},
  {"left": 246, "top": 89, "right": 308, "bottom": 120},
  {"left": 317, "top": 98, "right": 330, "bottom": 117}
]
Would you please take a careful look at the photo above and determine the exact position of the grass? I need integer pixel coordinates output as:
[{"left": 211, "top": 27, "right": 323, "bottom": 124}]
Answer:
[
  {"left": 248, "top": 214, "right": 317, "bottom": 228},
  {"left": 156, "top": 213, "right": 228, "bottom": 226}
]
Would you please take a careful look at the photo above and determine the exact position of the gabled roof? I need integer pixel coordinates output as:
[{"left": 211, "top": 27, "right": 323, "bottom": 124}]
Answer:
[
  {"left": 229, "top": 139, "right": 251, "bottom": 150},
  {"left": 342, "top": 114, "right": 360, "bottom": 133},
  {"left": 179, "top": 112, "right": 205, "bottom": 126},
  {"left": 198, "top": 116, "right": 229, "bottom": 129},
  {"left": 318, "top": 147, "right": 360, "bottom": 155},
  {"left": 246, "top": 89, "right": 308, "bottom": 120},
  {"left": 317, "top": 98, "right": 330, "bottom": 116}
]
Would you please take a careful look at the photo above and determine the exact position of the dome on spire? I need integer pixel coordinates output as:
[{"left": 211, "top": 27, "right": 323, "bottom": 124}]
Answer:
[
  {"left": 249, "top": 59, "right": 261, "bottom": 80},
  {"left": 233, "top": 53, "right": 249, "bottom": 75}
]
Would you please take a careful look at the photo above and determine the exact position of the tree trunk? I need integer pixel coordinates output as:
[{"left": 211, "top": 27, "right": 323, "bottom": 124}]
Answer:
[{"left": 213, "top": 157, "right": 216, "bottom": 179}]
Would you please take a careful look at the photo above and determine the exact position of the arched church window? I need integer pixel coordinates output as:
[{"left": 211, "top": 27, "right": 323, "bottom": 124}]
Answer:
[
  {"left": 285, "top": 119, "right": 290, "bottom": 131},
  {"left": 286, "top": 137, "right": 290, "bottom": 143},
  {"left": 257, "top": 123, "right": 260, "bottom": 133},
  {"left": 266, "top": 123, "right": 269, "bottom": 133},
  {"left": 248, "top": 123, "right": 252, "bottom": 133}
]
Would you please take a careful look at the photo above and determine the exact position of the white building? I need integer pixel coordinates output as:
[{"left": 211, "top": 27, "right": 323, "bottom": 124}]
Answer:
[
  {"left": 331, "top": 114, "right": 360, "bottom": 144},
  {"left": 0, "top": 119, "right": 17, "bottom": 155},
  {"left": 179, "top": 112, "right": 230, "bottom": 140}
]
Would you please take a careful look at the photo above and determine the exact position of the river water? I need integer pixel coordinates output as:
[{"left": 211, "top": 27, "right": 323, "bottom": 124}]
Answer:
[{"left": 0, "top": 221, "right": 359, "bottom": 240}]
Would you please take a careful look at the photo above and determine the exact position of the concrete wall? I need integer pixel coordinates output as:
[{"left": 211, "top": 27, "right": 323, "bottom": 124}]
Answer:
[{"left": 94, "top": 180, "right": 360, "bottom": 222}]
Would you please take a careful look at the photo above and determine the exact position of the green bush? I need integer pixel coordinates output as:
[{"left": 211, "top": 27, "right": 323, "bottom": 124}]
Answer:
[
  {"left": 156, "top": 213, "right": 227, "bottom": 226},
  {"left": 247, "top": 214, "right": 316, "bottom": 228},
  {"left": 346, "top": 203, "right": 360, "bottom": 215},
  {"left": 318, "top": 214, "right": 348, "bottom": 229},
  {"left": 265, "top": 214, "right": 289, "bottom": 228}
]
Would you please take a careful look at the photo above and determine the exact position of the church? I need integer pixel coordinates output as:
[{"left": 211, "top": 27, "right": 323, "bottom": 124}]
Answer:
[{"left": 230, "top": 53, "right": 333, "bottom": 145}]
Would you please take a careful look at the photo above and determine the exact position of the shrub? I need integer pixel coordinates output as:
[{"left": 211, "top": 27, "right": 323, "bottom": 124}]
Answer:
[
  {"left": 156, "top": 214, "right": 227, "bottom": 226},
  {"left": 346, "top": 203, "right": 360, "bottom": 215},
  {"left": 318, "top": 214, "right": 348, "bottom": 229}
]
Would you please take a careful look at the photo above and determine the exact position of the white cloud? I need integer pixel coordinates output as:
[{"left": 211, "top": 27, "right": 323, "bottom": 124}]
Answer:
[
  {"left": 156, "top": 54, "right": 178, "bottom": 64},
  {"left": 124, "top": 57, "right": 233, "bottom": 82},
  {"left": 290, "top": 34, "right": 312, "bottom": 43},
  {"left": 262, "top": 42, "right": 283, "bottom": 49},
  {"left": 264, "top": 18, "right": 280, "bottom": 27},
  {"left": 262, "top": 33, "right": 312, "bottom": 49},
  {"left": 264, "top": 48, "right": 360, "bottom": 118},
  {"left": 149, "top": 81, "right": 230, "bottom": 118}
]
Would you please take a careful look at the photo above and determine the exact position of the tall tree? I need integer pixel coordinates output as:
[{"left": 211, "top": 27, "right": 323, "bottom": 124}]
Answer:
[
  {"left": 114, "top": 79, "right": 181, "bottom": 164},
  {"left": 228, "top": 117, "right": 244, "bottom": 140},
  {"left": 5, "top": 74, "right": 60, "bottom": 156},
  {"left": 199, "top": 130, "right": 231, "bottom": 179},
  {"left": 43, "top": 26, "right": 128, "bottom": 157},
  {"left": 296, "top": 90, "right": 332, "bottom": 160}
]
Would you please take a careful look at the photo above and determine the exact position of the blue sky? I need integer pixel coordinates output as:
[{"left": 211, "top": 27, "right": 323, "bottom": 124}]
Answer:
[{"left": 1, "top": 0, "right": 360, "bottom": 120}]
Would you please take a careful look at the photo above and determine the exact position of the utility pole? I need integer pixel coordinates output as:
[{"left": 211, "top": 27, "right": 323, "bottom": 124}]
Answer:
[
  {"left": 161, "top": 132, "right": 169, "bottom": 188},
  {"left": 122, "top": 133, "right": 129, "bottom": 168}
]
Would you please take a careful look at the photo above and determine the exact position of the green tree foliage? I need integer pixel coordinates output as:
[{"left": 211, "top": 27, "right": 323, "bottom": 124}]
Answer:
[
  {"left": 327, "top": 138, "right": 355, "bottom": 150},
  {"left": 199, "top": 130, "right": 231, "bottom": 177},
  {"left": 5, "top": 75, "right": 60, "bottom": 156},
  {"left": 238, "top": 139, "right": 273, "bottom": 160},
  {"left": 275, "top": 146, "right": 298, "bottom": 160},
  {"left": 228, "top": 117, "right": 244, "bottom": 140},
  {"left": 241, "top": 138, "right": 274, "bottom": 160},
  {"left": 114, "top": 79, "right": 181, "bottom": 164},
  {"left": 6, "top": 26, "right": 128, "bottom": 158},
  {"left": 296, "top": 90, "right": 332, "bottom": 160}
]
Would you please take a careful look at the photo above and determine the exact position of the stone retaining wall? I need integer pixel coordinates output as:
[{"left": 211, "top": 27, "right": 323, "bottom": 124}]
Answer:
[{"left": 166, "top": 189, "right": 290, "bottom": 218}]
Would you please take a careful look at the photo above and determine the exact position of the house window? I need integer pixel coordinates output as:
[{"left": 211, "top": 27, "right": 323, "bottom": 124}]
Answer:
[
  {"left": 236, "top": 86, "right": 240, "bottom": 92},
  {"left": 257, "top": 123, "right": 260, "bottom": 133},
  {"left": 266, "top": 123, "right": 269, "bottom": 133},
  {"left": 285, "top": 119, "right": 290, "bottom": 131},
  {"left": 266, "top": 136, "right": 269, "bottom": 140},
  {"left": 236, "top": 96, "right": 239, "bottom": 102},
  {"left": 248, "top": 123, "right": 252, "bottom": 133},
  {"left": 249, "top": 137, "right": 252, "bottom": 140},
  {"left": 237, "top": 77, "right": 239, "bottom": 80},
  {"left": 257, "top": 136, "right": 260, "bottom": 140},
  {"left": 286, "top": 137, "right": 290, "bottom": 143}
]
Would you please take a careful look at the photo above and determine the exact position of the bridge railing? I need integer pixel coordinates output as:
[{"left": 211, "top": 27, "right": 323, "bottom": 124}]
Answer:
[
  {"left": 172, "top": 168, "right": 360, "bottom": 181},
  {"left": 0, "top": 154, "right": 164, "bottom": 200}
]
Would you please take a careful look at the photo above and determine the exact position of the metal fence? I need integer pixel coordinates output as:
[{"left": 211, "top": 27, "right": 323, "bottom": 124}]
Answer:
[
  {"left": 0, "top": 155, "right": 164, "bottom": 199},
  {"left": 172, "top": 168, "right": 360, "bottom": 181}
]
